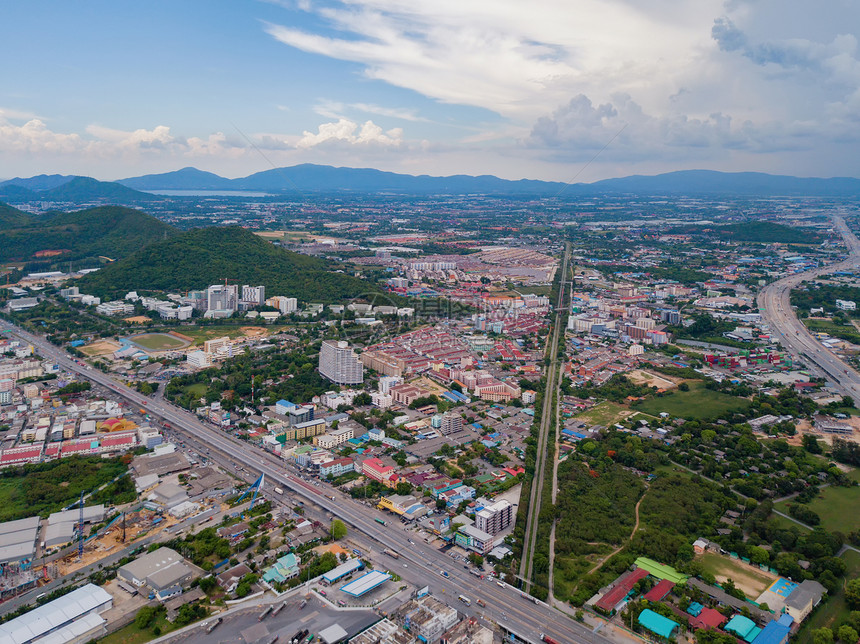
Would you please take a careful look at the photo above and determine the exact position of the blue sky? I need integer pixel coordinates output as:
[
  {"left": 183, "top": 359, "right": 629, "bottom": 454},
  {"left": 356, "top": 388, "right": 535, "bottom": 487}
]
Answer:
[{"left": 2, "top": 0, "right": 859, "bottom": 181}]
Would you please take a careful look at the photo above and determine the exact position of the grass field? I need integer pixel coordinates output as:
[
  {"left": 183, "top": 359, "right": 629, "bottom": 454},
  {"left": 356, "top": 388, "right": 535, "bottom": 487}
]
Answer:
[
  {"left": 632, "top": 381, "right": 751, "bottom": 420},
  {"left": 575, "top": 401, "right": 630, "bottom": 426},
  {"left": 697, "top": 551, "right": 776, "bottom": 598},
  {"left": 183, "top": 383, "right": 208, "bottom": 400},
  {"left": 98, "top": 616, "right": 177, "bottom": 644},
  {"left": 774, "top": 473, "right": 860, "bottom": 533},
  {"left": 129, "top": 333, "right": 188, "bottom": 351}
]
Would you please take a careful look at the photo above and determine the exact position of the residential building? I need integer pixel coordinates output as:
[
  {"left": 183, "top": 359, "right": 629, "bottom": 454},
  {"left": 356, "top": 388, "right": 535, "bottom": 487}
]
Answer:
[
  {"left": 206, "top": 284, "right": 238, "bottom": 315},
  {"left": 266, "top": 296, "right": 297, "bottom": 314},
  {"left": 362, "top": 457, "right": 398, "bottom": 488},
  {"left": 319, "top": 340, "right": 364, "bottom": 385},
  {"left": 475, "top": 499, "right": 513, "bottom": 535},
  {"left": 440, "top": 412, "right": 463, "bottom": 435},
  {"left": 313, "top": 426, "right": 355, "bottom": 449},
  {"left": 319, "top": 457, "right": 355, "bottom": 479},
  {"left": 397, "top": 595, "right": 459, "bottom": 643},
  {"left": 241, "top": 285, "right": 265, "bottom": 306}
]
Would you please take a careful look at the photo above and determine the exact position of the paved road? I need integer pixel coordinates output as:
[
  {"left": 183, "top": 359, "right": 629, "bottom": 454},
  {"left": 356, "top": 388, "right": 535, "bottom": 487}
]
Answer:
[
  {"left": 5, "top": 323, "right": 617, "bottom": 644},
  {"left": 758, "top": 216, "right": 860, "bottom": 404}
]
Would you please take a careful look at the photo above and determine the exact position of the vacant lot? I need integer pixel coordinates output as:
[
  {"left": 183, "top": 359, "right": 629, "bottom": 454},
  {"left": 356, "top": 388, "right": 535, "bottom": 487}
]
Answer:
[
  {"left": 575, "top": 401, "right": 630, "bottom": 426},
  {"left": 627, "top": 369, "right": 679, "bottom": 389},
  {"left": 183, "top": 383, "right": 208, "bottom": 399},
  {"left": 775, "top": 471, "right": 860, "bottom": 533},
  {"left": 80, "top": 339, "right": 121, "bottom": 356},
  {"left": 697, "top": 551, "right": 776, "bottom": 598},
  {"left": 129, "top": 333, "right": 189, "bottom": 352},
  {"left": 633, "top": 381, "right": 751, "bottom": 420}
]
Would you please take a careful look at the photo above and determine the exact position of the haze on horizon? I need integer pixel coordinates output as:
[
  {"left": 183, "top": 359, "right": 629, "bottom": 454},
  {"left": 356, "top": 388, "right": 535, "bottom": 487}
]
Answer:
[{"left": 1, "top": 0, "right": 859, "bottom": 183}]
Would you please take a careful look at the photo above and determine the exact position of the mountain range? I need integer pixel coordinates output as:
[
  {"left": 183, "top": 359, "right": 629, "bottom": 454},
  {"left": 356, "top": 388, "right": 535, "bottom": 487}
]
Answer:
[{"left": 2, "top": 166, "right": 860, "bottom": 198}]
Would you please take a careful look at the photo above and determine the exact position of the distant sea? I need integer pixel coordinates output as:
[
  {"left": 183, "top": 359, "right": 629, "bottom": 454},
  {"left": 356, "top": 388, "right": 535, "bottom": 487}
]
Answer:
[{"left": 143, "top": 189, "right": 273, "bottom": 197}]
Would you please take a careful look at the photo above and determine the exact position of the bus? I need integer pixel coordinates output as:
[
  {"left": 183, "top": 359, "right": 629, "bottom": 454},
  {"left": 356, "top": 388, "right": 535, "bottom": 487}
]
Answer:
[
  {"left": 375, "top": 518, "right": 386, "bottom": 526},
  {"left": 458, "top": 595, "right": 471, "bottom": 606}
]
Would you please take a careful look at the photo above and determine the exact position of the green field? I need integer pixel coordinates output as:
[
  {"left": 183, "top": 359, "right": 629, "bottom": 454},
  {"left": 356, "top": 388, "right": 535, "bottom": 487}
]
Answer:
[
  {"left": 632, "top": 381, "right": 751, "bottom": 420},
  {"left": 774, "top": 469, "right": 860, "bottom": 533},
  {"left": 183, "top": 383, "right": 208, "bottom": 399},
  {"left": 575, "top": 401, "right": 630, "bottom": 426},
  {"left": 130, "top": 333, "right": 188, "bottom": 351}
]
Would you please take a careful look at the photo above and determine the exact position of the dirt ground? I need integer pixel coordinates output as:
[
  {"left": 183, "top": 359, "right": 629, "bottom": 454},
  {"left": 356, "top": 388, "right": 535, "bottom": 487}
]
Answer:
[
  {"left": 56, "top": 510, "right": 180, "bottom": 576},
  {"left": 240, "top": 326, "right": 268, "bottom": 338},
  {"left": 627, "top": 369, "right": 680, "bottom": 389},
  {"left": 80, "top": 340, "right": 121, "bottom": 356},
  {"left": 412, "top": 376, "right": 448, "bottom": 394}
]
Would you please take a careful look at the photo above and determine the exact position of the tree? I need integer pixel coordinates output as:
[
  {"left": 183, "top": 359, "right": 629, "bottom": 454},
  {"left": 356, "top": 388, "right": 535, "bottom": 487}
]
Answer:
[
  {"left": 135, "top": 605, "right": 157, "bottom": 629},
  {"left": 838, "top": 625, "right": 858, "bottom": 644},
  {"left": 330, "top": 519, "right": 347, "bottom": 541},
  {"left": 812, "top": 627, "right": 834, "bottom": 644},
  {"left": 846, "top": 579, "right": 860, "bottom": 610},
  {"left": 803, "top": 434, "right": 823, "bottom": 454},
  {"left": 748, "top": 546, "right": 770, "bottom": 566}
]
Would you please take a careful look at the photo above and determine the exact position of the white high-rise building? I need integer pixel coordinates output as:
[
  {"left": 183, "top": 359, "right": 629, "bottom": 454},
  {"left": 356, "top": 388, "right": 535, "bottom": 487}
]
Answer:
[
  {"left": 266, "top": 296, "right": 298, "bottom": 315},
  {"left": 241, "top": 285, "right": 266, "bottom": 306},
  {"left": 207, "top": 284, "right": 238, "bottom": 313},
  {"left": 319, "top": 340, "right": 364, "bottom": 385},
  {"left": 475, "top": 499, "right": 513, "bottom": 535}
]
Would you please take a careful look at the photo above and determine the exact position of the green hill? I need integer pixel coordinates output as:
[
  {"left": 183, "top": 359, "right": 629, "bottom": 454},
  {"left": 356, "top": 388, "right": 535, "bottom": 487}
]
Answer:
[
  {"left": 37, "top": 176, "right": 157, "bottom": 202},
  {"left": 76, "top": 226, "right": 387, "bottom": 303},
  {"left": 0, "top": 206, "right": 176, "bottom": 263},
  {"left": 0, "top": 202, "right": 34, "bottom": 230}
]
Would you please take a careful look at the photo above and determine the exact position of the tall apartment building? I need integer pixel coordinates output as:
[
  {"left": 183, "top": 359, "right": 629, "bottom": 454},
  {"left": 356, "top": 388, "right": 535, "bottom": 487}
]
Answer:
[
  {"left": 440, "top": 412, "right": 463, "bottom": 435},
  {"left": 207, "top": 284, "right": 238, "bottom": 314},
  {"left": 475, "top": 499, "right": 513, "bottom": 536},
  {"left": 266, "top": 296, "right": 298, "bottom": 315},
  {"left": 241, "top": 285, "right": 265, "bottom": 306},
  {"left": 319, "top": 340, "right": 364, "bottom": 385}
]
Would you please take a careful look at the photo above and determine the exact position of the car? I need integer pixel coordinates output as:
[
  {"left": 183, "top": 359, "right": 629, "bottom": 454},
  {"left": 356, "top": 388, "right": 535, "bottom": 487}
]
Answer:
[
  {"left": 497, "top": 581, "right": 505, "bottom": 587},
  {"left": 318, "top": 589, "right": 326, "bottom": 596},
  {"left": 403, "top": 563, "right": 408, "bottom": 568}
]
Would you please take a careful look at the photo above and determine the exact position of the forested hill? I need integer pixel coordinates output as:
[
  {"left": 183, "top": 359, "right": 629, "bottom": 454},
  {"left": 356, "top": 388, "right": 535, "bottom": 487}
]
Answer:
[
  {"left": 0, "top": 206, "right": 176, "bottom": 264},
  {"left": 0, "top": 202, "right": 34, "bottom": 229},
  {"left": 670, "top": 221, "right": 822, "bottom": 244},
  {"left": 76, "top": 226, "right": 386, "bottom": 303}
]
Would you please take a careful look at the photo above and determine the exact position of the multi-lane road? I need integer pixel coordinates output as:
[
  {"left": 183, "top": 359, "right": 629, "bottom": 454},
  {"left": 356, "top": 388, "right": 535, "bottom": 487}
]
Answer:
[
  {"left": 4, "top": 322, "right": 617, "bottom": 644},
  {"left": 758, "top": 217, "right": 860, "bottom": 404}
]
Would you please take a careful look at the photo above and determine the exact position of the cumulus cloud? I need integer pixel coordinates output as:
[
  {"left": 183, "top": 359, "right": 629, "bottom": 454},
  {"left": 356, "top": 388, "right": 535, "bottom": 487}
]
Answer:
[{"left": 296, "top": 118, "right": 403, "bottom": 149}]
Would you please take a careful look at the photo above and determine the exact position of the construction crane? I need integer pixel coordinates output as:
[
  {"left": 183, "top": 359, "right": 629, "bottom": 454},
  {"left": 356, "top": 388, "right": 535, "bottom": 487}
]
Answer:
[
  {"left": 237, "top": 473, "right": 265, "bottom": 511},
  {"left": 77, "top": 491, "right": 85, "bottom": 561}
]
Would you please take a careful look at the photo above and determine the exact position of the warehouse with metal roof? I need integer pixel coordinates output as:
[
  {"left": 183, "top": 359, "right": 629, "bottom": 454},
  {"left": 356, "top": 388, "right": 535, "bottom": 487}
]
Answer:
[
  {"left": 0, "top": 582, "right": 112, "bottom": 644},
  {"left": 0, "top": 516, "right": 39, "bottom": 565},
  {"left": 117, "top": 547, "right": 193, "bottom": 591}
]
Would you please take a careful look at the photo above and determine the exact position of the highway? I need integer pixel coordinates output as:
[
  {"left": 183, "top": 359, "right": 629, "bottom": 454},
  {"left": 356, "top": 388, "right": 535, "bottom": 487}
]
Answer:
[
  {"left": 519, "top": 241, "right": 570, "bottom": 593},
  {"left": 757, "top": 216, "right": 860, "bottom": 404},
  {"left": 4, "top": 322, "right": 616, "bottom": 644}
]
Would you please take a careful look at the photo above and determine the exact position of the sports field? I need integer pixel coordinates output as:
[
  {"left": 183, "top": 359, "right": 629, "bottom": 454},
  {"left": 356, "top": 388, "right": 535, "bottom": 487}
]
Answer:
[
  {"left": 632, "top": 381, "right": 751, "bottom": 420},
  {"left": 128, "top": 333, "right": 189, "bottom": 352},
  {"left": 697, "top": 551, "right": 776, "bottom": 597},
  {"left": 80, "top": 339, "right": 121, "bottom": 356}
]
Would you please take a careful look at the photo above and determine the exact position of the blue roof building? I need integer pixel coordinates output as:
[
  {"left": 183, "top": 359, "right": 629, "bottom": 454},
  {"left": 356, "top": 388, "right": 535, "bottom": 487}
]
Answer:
[
  {"left": 638, "top": 609, "right": 680, "bottom": 639},
  {"left": 752, "top": 615, "right": 794, "bottom": 644}
]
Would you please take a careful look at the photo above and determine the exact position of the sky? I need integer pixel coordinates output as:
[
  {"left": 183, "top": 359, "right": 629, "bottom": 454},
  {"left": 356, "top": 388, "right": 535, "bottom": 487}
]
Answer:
[{"left": 2, "top": 0, "right": 859, "bottom": 182}]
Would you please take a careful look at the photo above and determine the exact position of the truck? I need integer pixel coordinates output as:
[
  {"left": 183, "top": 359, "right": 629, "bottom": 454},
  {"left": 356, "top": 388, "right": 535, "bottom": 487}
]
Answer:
[
  {"left": 458, "top": 595, "right": 471, "bottom": 606},
  {"left": 383, "top": 549, "right": 400, "bottom": 559},
  {"left": 206, "top": 617, "right": 223, "bottom": 633},
  {"left": 541, "top": 635, "right": 561, "bottom": 644}
]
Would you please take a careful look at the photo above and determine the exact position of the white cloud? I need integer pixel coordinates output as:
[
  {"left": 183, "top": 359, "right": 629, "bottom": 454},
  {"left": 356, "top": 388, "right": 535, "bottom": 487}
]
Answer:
[
  {"left": 264, "top": 0, "right": 860, "bottom": 169},
  {"left": 296, "top": 118, "right": 403, "bottom": 149}
]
